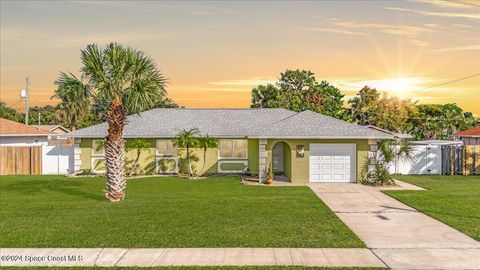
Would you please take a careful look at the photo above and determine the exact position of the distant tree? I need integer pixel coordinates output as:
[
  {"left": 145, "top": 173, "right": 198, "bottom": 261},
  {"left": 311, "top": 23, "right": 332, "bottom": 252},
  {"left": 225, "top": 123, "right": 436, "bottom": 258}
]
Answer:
[
  {"left": 251, "top": 84, "right": 281, "bottom": 108},
  {"left": 0, "top": 101, "right": 24, "bottom": 122},
  {"left": 348, "top": 86, "right": 381, "bottom": 126},
  {"left": 410, "top": 103, "right": 475, "bottom": 140},
  {"left": 154, "top": 96, "right": 181, "bottom": 108},
  {"left": 348, "top": 87, "right": 417, "bottom": 133},
  {"left": 53, "top": 72, "right": 91, "bottom": 131},
  {"left": 29, "top": 105, "right": 59, "bottom": 125},
  {"left": 277, "top": 69, "right": 321, "bottom": 112},
  {"left": 173, "top": 128, "right": 200, "bottom": 176},
  {"left": 249, "top": 69, "right": 344, "bottom": 117}
]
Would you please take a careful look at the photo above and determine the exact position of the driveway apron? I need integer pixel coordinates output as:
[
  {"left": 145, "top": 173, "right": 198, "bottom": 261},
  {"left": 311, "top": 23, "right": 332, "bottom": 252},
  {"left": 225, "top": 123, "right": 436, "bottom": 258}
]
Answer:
[{"left": 309, "top": 183, "right": 480, "bottom": 270}]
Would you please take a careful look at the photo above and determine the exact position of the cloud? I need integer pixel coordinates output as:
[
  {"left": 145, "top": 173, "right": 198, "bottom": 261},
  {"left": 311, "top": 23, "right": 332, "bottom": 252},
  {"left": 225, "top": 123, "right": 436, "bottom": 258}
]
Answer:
[
  {"left": 210, "top": 78, "right": 277, "bottom": 87},
  {"left": 311, "top": 17, "right": 435, "bottom": 46},
  {"left": 386, "top": 7, "right": 480, "bottom": 20},
  {"left": 433, "top": 45, "right": 480, "bottom": 52},
  {"left": 69, "top": 0, "right": 238, "bottom": 16},
  {"left": 299, "top": 27, "right": 368, "bottom": 36},
  {"left": 409, "top": 0, "right": 479, "bottom": 9},
  {"left": 452, "top": 23, "right": 474, "bottom": 28}
]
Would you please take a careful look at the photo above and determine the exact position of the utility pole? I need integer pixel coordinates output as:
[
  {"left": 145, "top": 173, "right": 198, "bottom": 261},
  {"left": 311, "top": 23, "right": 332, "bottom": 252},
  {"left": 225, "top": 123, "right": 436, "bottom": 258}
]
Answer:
[{"left": 25, "top": 77, "right": 30, "bottom": 125}]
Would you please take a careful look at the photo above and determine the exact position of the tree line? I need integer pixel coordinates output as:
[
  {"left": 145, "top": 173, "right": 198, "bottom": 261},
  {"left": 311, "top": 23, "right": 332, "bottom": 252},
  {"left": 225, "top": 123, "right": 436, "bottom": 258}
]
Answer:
[
  {"left": 0, "top": 86, "right": 180, "bottom": 131},
  {"left": 251, "top": 69, "right": 477, "bottom": 140}
]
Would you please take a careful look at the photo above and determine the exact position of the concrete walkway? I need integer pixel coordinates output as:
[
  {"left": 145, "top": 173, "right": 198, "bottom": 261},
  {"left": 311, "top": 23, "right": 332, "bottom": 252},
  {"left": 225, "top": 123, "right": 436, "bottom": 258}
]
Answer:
[
  {"left": 309, "top": 183, "right": 480, "bottom": 270},
  {"left": 0, "top": 248, "right": 385, "bottom": 267}
]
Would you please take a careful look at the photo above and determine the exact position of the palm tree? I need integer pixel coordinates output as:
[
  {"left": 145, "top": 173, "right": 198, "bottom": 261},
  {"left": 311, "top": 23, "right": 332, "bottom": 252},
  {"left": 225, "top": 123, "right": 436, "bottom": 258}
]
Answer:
[
  {"left": 61, "top": 43, "right": 166, "bottom": 202},
  {"left": 251, "top": 84, "right": 280, "bottom": 108},
  {"left": 197, "top": 135, "right": 219, "bottom": 173},
  {"left": 53, "top": 72, "right": 91, "bottom": 131},
  {"left": 377, "top": 139, "right": 414, "bottom": 170},
  {"left": 173, "top": 128, "right": 200, "bottom": 176}
]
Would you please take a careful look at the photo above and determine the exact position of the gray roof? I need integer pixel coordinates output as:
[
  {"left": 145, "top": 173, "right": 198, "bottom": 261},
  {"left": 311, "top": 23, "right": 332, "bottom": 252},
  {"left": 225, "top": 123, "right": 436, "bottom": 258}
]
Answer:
[
  {"left": 365, "top": 125, "right": 413, "bottom": 139},
  {"left": 67, "top": 108, "right": 393, "bottom": 139}
]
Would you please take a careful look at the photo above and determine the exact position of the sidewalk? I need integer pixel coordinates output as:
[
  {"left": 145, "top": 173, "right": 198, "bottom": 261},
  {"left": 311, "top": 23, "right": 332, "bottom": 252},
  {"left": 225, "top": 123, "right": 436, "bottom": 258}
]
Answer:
[
  {"left": 0, "top": 247, "right": 386, "bottom": 267},
  {"left": 309, "top": 183, "right": 480, "bottom": 270}
]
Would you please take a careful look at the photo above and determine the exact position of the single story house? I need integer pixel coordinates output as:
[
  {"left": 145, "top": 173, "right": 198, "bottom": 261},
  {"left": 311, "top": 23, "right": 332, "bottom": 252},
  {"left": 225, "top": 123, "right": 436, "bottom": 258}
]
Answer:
[
  {"left": 37, "top": 125, "right": 70, "bottom": 134},
  {"left": 0, "top": 118, "right": 55, "bottom": 146},
  {"left": 454, "top": 127, "right": 480, "bottom": 145},
  {"left": 67, "top": 108, "right": 393, "bottom": 183}
]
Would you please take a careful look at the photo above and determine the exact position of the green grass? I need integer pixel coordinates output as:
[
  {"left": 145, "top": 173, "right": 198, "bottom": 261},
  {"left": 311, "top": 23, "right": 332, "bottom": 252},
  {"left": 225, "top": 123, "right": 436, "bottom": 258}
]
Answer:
[
  {"left": 0, "top": 175, "right": 363, "bottom": 248},
  {"left": 385, "top": 175, "right": 480, "bottom": 241}
]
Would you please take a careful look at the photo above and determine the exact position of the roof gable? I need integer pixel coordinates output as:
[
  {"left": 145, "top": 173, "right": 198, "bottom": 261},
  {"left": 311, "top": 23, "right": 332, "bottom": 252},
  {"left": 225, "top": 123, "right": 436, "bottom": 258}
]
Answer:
[{"left": 0, "top": 118, "right": 55, "bottom": 136}]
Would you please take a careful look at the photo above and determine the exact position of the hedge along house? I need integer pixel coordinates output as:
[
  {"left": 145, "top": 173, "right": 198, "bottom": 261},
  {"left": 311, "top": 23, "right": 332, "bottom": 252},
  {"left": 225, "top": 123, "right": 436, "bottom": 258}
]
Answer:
[{"left": 66, "top": 108, "right": 393, "bottom": 183}]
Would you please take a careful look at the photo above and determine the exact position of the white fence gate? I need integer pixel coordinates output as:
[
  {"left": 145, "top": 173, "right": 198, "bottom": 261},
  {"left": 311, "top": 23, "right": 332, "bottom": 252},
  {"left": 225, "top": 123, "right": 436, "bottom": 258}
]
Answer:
[
  {"left": 42, "top": 145, "right": 74, "bottom": 174},
  {"left": 388, "top": 144, "right": 442, "bottom": 175}
]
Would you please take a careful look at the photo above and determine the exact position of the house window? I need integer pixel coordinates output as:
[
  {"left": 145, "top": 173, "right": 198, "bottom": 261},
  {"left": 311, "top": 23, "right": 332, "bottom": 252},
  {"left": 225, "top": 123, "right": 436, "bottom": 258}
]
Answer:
[
  {"left": 156, "top": 139, "right": 177, "bottom": 156},
  {"left": 219, "top": 139, "right": 247, "bottom": 159},
  {"left": 92, "top": 139, "right": 105, "bottom": 156}
]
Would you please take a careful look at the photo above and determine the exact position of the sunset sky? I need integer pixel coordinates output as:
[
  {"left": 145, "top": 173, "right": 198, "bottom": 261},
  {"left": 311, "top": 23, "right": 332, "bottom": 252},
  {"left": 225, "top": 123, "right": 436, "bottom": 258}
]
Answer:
[{"left": 1, "top": 1, "right": 479, "bottom": 115}]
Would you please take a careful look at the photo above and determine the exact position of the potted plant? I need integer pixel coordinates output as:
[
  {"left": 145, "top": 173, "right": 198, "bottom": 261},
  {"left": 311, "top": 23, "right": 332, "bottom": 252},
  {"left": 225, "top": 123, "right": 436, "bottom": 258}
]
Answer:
[{"left": 266, "top": 163, "right": 274, "bottom": 185}]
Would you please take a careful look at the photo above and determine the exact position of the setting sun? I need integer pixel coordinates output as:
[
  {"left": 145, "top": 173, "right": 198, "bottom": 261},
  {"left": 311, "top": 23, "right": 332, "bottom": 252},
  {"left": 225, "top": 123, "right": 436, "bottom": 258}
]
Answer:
[{"left": 361, "top": 77, "right": 430, "bottom": 96}]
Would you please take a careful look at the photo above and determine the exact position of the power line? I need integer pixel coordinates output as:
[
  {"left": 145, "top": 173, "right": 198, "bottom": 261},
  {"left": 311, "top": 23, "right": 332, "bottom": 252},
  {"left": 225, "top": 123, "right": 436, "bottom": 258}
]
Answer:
[
  {"left": 9, "top": 99, "right": 23, "bottom": 110},
  {"left": 418, "top": 73, "right": 480, "bottom": 91}
]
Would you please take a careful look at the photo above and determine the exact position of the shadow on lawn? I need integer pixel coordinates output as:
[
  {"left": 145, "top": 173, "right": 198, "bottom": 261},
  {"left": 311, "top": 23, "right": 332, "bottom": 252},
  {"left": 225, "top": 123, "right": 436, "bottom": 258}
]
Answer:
[{"left": 1, "top": 179, "right": 104, "bottom": 201}]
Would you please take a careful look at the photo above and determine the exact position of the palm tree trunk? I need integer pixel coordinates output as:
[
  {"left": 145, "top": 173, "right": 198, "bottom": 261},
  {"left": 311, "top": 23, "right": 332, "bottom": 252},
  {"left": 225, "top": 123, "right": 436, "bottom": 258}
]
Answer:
[
  {"left": 105, "top": 95, "right": 126, "bottom": 202},
  {"left": 187, "top": 146, "right": 193, "bottom": 176},
  {"left": 201, "top": 148, "right": 207, "bottom": 174},
  {"left": 129, "top": 149, "right": 141, "bottom": 176}
]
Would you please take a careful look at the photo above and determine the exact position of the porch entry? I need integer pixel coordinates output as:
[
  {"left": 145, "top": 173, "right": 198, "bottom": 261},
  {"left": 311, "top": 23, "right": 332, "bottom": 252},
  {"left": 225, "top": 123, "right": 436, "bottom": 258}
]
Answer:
[
  {"left": 272, "top": 142, "right": 284, "bottom": 173},
  {"left": 271, "top": 141, "right": 290, "bottom": 181}
]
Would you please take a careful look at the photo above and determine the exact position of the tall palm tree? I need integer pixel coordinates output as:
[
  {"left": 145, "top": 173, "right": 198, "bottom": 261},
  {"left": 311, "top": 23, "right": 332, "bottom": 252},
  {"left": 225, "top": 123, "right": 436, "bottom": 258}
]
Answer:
[
  {"left": 53, "top": 72, "right": 91, "bottom": 131},
  {"left": 197, "top": 135, "right": 219, "bottom": 173},
  {"left": 173, "top": 128, "right": 200, "bottom": 176},
  {"left": 69, "top": 43, "right": 166, "bottom": 202}
]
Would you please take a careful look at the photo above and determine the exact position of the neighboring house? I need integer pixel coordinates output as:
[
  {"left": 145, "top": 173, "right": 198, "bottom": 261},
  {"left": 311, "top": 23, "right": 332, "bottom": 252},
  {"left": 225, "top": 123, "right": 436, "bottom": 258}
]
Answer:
[
  {"left": 454, "top": 127, "right": 480, "bottom": 145},
  {"left": 0, "top": 118, "right": 74, "bottom": 175},
  {"left": 37, "top": 124, "right": 73, "bottom": 146},
  {"left": 0, "top": 118, "right": 54, "bottom": 146},
  {"left": 67, "top": 108, "right": 393, "bottom": 183},
  {"left": 37, "top": 125, "right": 70, "bottom": 134}
]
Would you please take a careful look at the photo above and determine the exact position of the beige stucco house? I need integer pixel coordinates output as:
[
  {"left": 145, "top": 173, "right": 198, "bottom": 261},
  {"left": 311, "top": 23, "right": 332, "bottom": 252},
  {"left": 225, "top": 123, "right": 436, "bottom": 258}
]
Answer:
[{"left": 67, "top": 108, "right": 393, "bottom": 183}]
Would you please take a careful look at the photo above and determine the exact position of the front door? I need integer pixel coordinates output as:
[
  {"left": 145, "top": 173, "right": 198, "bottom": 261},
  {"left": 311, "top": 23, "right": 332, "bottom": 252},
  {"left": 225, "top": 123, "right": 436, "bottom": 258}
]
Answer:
[{"left": 272, "top": 143, "right": 284, "bottom": 173}]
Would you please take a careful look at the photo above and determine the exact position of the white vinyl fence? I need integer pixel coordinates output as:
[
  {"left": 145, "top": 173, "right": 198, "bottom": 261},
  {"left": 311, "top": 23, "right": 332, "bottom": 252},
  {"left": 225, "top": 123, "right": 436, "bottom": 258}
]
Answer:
[
  {"left": 42, "top": 145, "right": 74, "bottom": 174},
  {"left": 388, "top": 144, "right": 442, "bottom": 175}
]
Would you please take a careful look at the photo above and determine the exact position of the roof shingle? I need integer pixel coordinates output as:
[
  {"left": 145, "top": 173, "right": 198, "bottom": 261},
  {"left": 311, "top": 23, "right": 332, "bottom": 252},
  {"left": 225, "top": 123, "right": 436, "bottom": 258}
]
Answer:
[
  {"left": 454, "top": 127, "right": 480, "bottom": 137},
  {"left": 67, "top": 108, "right": 393, "bottom": 139},
  {"left": 0, "top": 118, "right": 55, "bottom": 136}
]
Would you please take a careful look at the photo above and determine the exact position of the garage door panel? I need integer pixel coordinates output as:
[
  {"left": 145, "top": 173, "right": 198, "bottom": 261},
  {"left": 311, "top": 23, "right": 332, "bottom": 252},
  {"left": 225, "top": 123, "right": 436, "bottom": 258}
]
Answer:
[
  {"left": 321, "top": 163, "right": 332, "bottom": 170},
  {"left": 309, "top": 144, "right": 356, "bottom": 183}
]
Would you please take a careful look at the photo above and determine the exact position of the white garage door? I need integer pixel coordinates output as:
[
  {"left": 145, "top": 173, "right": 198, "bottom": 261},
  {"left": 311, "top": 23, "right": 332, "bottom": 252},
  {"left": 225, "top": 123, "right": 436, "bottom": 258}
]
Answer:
[{"left": 309, "top": 144, "right": 356, "bottom": 183}]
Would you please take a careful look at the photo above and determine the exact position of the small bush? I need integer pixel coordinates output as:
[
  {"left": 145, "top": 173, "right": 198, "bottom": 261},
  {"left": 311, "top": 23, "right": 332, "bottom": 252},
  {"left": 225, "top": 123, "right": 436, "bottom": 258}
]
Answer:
[{"left": 360, "top": 164, "right": 395, "bottom": 186}]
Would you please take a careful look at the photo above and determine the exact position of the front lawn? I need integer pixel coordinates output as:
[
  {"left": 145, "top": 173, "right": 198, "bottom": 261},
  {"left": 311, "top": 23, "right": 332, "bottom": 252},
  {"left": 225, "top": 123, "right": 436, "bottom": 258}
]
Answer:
[
  {"left": 385, "top": 175, "right": 480, "bottom": 241},
  {"left": 0, "top": 175, "right": 363, "bottom": 248}
]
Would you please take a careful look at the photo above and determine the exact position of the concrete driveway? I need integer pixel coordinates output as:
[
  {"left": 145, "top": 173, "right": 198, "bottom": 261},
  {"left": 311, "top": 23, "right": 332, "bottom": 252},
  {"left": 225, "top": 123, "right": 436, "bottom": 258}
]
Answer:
[{"left": 309, "top": 183, "right": 480, "bottom": 270}]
